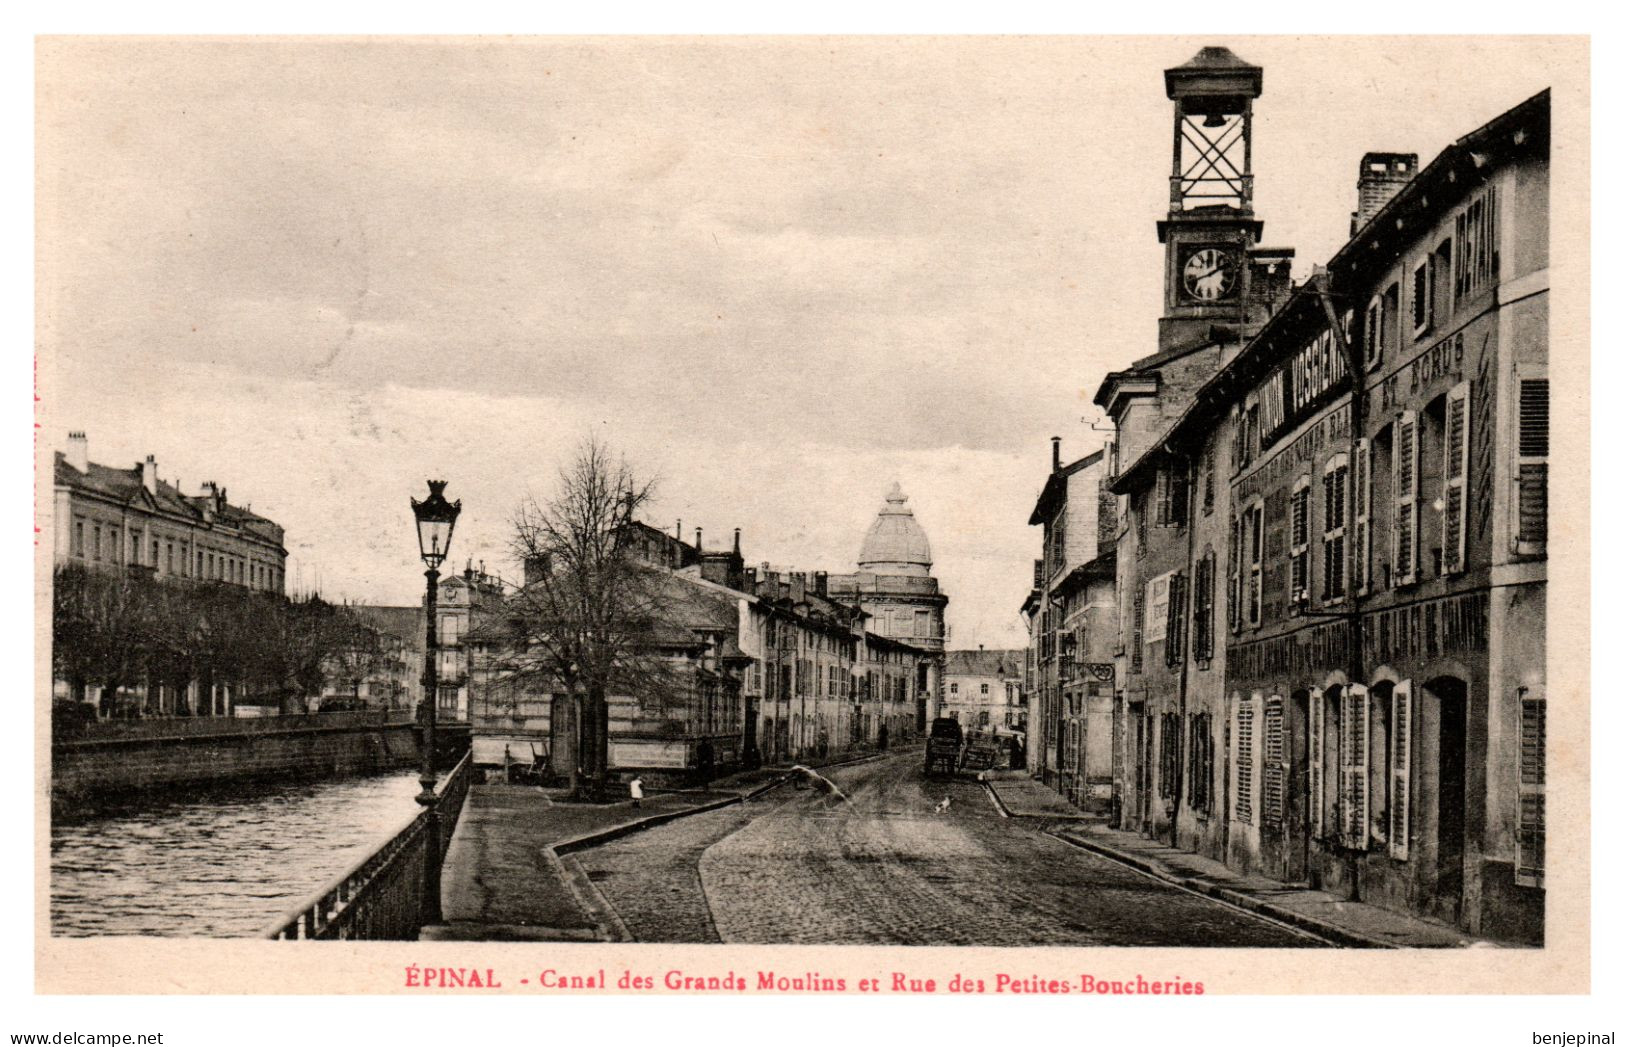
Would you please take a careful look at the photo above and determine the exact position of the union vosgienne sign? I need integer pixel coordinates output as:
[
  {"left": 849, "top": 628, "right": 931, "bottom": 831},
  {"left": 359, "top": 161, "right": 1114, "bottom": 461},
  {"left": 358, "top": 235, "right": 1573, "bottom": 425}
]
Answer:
[{"left": 1255, "top": 310, "right": 1356, "bottom": 448}]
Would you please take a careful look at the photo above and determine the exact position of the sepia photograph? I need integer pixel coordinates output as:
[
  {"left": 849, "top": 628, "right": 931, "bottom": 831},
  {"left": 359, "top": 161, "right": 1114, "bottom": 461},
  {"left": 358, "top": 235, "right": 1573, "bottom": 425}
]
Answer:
[{"left": 29, "top": 32, "right": 1590, "bottom": 1001}]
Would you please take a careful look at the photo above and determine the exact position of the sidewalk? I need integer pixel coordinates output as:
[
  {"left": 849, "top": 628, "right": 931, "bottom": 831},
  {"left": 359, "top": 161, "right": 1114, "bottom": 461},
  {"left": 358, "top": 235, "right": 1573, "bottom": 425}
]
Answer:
[
  {"left": 983, "top": 777, "right": 1485, "bottom": 949},
  {"left": 423, "top": 751, "right": 888, "bottom": 941},
  {"left": 979, "top": 772, "right": 1101, "bottom": 820}
]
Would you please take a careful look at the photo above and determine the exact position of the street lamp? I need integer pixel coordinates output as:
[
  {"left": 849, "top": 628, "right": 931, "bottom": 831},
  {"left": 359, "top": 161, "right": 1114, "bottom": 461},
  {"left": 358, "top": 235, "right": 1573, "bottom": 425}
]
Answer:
[
  {"left": 411, "top": 480, "right": 461, "bottom": 808},
  {"left": 411, "top": 480, "right": 460, "bottom": 928}
]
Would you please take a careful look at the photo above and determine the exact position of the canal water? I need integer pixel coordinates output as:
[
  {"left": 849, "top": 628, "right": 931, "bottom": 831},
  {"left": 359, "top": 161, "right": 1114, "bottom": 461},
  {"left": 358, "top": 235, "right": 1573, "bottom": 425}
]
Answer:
[{"left": 51, "top": 770, "right": 424, "bottom": 937}]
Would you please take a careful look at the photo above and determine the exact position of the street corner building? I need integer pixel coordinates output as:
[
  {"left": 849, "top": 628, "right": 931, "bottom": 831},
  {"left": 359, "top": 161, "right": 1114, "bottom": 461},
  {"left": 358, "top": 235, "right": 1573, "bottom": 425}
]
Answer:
[
  {"left": 465, "top": 488, "right": 944, "bottom": 787},
  {"left": 1024, "top": 436, "right": 1118, "bottom": 815},
  {"left": 1058, "top": 47, "right": 1546, "bottom": 944}
]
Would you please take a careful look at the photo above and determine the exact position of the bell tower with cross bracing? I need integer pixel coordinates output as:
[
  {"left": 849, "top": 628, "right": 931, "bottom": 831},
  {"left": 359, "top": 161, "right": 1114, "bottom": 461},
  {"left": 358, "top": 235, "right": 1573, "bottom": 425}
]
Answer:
[{"left": 1156, "top": 46, "right": 1270, "bottom": 356}]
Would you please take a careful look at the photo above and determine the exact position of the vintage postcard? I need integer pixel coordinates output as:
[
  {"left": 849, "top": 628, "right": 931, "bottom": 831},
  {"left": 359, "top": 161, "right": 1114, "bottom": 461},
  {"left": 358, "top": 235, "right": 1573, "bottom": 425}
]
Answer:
[{"left": 32, "top": 35, "right": 1590, "bottom": 996}]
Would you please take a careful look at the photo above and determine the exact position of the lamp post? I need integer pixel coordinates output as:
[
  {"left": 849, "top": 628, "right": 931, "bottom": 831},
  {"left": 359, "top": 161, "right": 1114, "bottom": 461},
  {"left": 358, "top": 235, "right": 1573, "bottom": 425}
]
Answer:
[{"left": 411, "top": 479, "right": 460, "bottom": 925}]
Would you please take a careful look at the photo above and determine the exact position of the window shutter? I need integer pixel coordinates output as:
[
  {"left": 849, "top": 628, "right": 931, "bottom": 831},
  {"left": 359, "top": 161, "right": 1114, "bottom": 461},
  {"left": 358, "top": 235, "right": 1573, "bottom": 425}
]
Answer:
[
  {"left": 1516, "top": 377, "right": 1549, "bottom": 554},
  {"left": 1262, "top": 698, "right": 1286, "bottom": 826},
  {"left": 1411, "top": 260, "right": 1430, "bottom": 334},
  {"left": 1195, "top": 554, "right": 1215, "bottom": 661},
  {"left": 1364, "top": 297, "right": 1382, "bottom": 371},
  {"left": 1227, "top": 517, "right": 1240, "bottom": 634},
  {"left": 1516, "top": 692, "right": 1546, "bottom": 887},
  {"left": 1308, "top": 687, "right": 1325, "bottom": 838},
  {"left": 1323, "top": 462, "right": 1348, "bottom": 600},
  {"left": 1290, "top": 482, "right": 1309, "bottom": 602},
  {"left": 1353, "top": 439, "right": 1372, "bottom": 593},
  {"left": 1443, "top": 382, "right": 1470, "bottom": 572},
  {"left": 1393, "top": 412, "right": 1419, "bottom": 584},
  {"left": 1131, "top": 586, "right": 1144, "bottom": 672},
  {"left": 1341, "top": 684, "right": 1371, "bottom": 849},
  {"left": 1389, "top": 680, "right": 1415, "bottom": 860},
  {"left": 1164, "top": 572, "right": 1181, "bottom": 667},
  {"left": 1247, "top": 505, "right": 1264, "bottom": 626},
  {"left": 1235, "top": 698, "right": 1255, "bottom": 824}
]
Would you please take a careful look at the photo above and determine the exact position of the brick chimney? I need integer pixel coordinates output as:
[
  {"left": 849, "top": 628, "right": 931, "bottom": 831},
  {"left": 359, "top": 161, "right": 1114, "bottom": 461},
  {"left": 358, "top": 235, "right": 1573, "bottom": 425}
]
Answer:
[
  {"left": 814, "top": 571, "right": 828, "bottom": 597},
  {"left": 1351, "top": 152, "right": 1419, "bottom": 233},
  {"left": 141, "top": 454, "right": 158, "bottom": 495},
  {"left": 1051, "top": 436, "right": 1062, "bottom": 472},
  {"left": 65, "top": 431, "right": 88, "bottom": 473}
]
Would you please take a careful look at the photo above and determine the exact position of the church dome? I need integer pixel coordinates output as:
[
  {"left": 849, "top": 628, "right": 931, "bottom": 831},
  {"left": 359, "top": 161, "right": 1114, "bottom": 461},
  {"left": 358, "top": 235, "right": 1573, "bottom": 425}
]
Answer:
[{"left": 857, "top": 482, "right": 933, "bottom": 575}]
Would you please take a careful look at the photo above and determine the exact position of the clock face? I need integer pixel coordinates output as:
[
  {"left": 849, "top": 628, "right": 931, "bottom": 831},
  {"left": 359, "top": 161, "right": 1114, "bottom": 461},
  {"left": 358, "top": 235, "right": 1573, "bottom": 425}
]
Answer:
[{"left": 1183, "top": 247, "right": 1238, "bottom": 301}]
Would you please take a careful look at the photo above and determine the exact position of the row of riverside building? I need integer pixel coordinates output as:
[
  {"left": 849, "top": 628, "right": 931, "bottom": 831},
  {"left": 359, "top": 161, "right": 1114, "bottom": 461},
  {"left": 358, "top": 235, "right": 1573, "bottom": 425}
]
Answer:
[
  {"left": 463, "top": 485, "right": 951, "bottom": 783},
  {"left": 1022, "top": 47, "right": 1548, "bottom": 944}
]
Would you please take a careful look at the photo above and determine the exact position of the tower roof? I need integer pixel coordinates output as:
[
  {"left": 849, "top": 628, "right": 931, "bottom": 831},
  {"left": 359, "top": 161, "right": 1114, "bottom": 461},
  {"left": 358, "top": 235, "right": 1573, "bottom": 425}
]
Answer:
[
  {"left": 857, "top": 482, "right": 933, "bottom": 576},
  {"left": 1165, "top": 45, "right": 1263, "bottom": 102}
]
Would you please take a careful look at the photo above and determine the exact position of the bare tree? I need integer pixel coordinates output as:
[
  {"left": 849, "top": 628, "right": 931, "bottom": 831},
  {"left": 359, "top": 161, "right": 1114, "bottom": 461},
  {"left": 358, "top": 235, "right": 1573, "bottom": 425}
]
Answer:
[
  {"left": 52, "top": 563, "right": 153, "bottom": 717},
  {"left": 496, "top": 435, "right": 678, "bottom": 801},
  {"left": 327, "top": 611, "right": 389, "bottom": 709}
]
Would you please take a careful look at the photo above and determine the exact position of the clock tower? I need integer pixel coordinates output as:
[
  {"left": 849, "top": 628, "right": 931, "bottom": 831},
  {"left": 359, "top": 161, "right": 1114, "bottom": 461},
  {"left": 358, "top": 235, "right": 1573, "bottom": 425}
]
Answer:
[{"left": 1156, "top": 46, "right": 1265, "bottom": 356}]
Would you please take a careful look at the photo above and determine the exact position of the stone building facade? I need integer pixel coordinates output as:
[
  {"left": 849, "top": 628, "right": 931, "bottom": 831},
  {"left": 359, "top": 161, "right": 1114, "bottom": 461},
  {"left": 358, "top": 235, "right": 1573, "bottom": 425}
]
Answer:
[
  {"left": 53, "top": 432, "right": 287, "bottom": 592},
  {"left": 51, "top": 432, "right": 289, "bottom": 717},
  {"left": 828, "top": 482, "right": 948, "bottom": 729},
  {"left": 1094, "top": 51, "right": 1548, "bottom": 942},
  {"left": 941, "top": 647, "right": 1025, "bottom": 730},
  {"left": 1024, "top": 439, "right": 1117, "bottom": 810}
]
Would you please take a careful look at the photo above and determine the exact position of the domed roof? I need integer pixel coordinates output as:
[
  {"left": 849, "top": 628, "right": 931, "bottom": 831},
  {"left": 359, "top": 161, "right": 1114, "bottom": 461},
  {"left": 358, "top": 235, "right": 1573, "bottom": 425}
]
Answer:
[{"left": 857, "top": 482, "right": 933, "bottom": 575}]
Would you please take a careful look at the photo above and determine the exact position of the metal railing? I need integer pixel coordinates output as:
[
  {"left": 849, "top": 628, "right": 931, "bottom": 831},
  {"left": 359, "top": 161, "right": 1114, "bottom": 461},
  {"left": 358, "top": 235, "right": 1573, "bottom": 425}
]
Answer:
[{"left": 263, "top": 751, "right": 473, "bottom": 941}]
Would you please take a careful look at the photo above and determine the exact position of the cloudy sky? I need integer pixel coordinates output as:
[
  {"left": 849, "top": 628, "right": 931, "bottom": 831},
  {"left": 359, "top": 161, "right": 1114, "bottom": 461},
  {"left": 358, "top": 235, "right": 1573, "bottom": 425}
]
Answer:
[{"left": 37, "top": 37, "right": 1570, "bottom": 647}]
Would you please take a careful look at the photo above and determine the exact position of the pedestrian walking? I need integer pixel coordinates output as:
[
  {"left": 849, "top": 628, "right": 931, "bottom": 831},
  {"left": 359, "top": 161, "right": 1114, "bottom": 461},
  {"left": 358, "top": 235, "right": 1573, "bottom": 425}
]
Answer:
[{"left": 629, "top": 774, "right": 643, "bottom": 808}]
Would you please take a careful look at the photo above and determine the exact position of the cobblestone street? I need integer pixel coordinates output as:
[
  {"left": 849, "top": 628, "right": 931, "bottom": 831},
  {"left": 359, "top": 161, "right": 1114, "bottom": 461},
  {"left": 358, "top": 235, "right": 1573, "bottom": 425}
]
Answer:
[{"left": 573, "top": 753, "right": 1326, "bottom": 946}]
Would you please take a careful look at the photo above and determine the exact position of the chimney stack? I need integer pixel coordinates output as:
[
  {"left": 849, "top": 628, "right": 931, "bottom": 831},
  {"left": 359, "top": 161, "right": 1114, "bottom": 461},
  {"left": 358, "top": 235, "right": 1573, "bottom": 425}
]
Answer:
[
  {"left": 694, "top": 527, "right": 703, "bottom": 553},
  {"left": 733, "top": 528, "right": 741, "bottom": 555},
  {"left": 814, "top": 570, "right": 828, "bottom": 597},
  {"left": 1051, "top": 436, "right": 1062, "bottom": 472},
  {"left": 65, "top": 432, "right": 88, "bottom": 473},
  {"left": 141, "top": 454, "right": 158, "bottom": 495},
  {"left": 1351, "top": 152, "right": 1418, "bottom": 233}
]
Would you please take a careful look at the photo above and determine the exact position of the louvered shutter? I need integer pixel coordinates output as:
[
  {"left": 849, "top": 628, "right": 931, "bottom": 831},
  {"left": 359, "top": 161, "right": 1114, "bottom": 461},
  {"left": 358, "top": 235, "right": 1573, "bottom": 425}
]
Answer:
[
  {"left": 1393, "top": 413, "right": 1419, "bottom": 585},
  {"left": 1164, "top": 572, "right": 1186, "bottom": 667},
  {"left": 1248, "top": 505, "right": 1264, "bottom": 625},
  {"left": 1309, "top": 687, "right": 1325, "bottom": 837},
  {"left": 1131, "top": 586, "right": 1144, "bottom": 672},
  {"left": 1517, "top": 693, "right": 1546, "bottom": 887},
  {"left": 1516, "top": 377, "right": 1549, "bottom": 554},
  {"left": 1389, "top": 679, "right": 1414, "bottom": 860},
  {"left": 1341, "top": 684, "right": 1371, "bottom": 848},
  {"left": 1353, "top": 439, "right": 1372, "bottom": 593},
  {"left": 1443, "top": 382, "right": 1470, "bottom": 572},
  {"left": 1235, "top": 698, "right": 1255, "bottom": 824},
  {"left": 1263, "top": 698, "right": 1286, "bottom": 826},
  {"left": 1196, "top": 554, "right": 1215, "bottom": 661},
  {"left": 1227, "top": 517, "right": 1240, "bottom": 634},
  {"left": 1290, "top": 483, "right": 1309, "bottom": 602}
]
